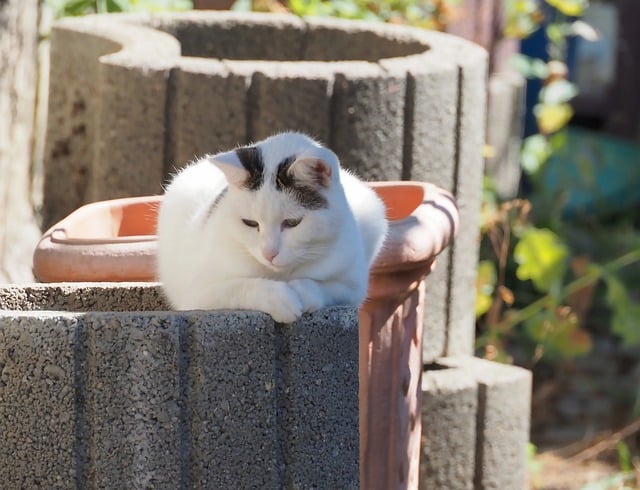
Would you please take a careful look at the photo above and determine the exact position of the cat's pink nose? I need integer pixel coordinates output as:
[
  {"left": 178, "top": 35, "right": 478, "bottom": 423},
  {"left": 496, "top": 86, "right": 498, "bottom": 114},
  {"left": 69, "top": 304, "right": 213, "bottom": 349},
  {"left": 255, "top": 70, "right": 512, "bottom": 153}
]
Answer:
[{"left": 262, "top": 249, "right": 278, "bottom": 262}]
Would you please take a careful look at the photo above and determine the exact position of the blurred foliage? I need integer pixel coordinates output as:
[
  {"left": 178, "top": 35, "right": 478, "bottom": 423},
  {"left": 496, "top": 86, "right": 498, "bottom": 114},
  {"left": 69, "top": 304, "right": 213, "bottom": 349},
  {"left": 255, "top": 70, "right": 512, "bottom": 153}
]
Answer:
[
  {"left": 46, "top": 0, "right": 192, "bottom": 18},
  {"left": 477, "top": 0, "right": 640, "bottom": 367},
  {"left": 233, "top": 0, "right": 461, "bottom": 29}
]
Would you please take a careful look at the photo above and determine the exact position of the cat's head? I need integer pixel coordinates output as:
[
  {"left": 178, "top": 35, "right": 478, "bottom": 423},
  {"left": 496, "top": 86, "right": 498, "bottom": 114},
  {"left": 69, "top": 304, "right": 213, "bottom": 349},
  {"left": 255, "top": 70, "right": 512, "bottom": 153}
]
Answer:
[{"left": 207, "top": 132, "right": 344, "bottom": 272}]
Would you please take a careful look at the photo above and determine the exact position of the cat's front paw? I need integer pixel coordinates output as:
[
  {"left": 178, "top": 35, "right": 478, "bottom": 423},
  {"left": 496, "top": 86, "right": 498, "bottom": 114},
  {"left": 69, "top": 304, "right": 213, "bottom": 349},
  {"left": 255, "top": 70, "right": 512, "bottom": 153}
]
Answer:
[
  {"left": 288, "top": 279, "right": 325, "bottom": 314},
  {"left": 262, "top": 282, "right": 303, "bottom": 323}
]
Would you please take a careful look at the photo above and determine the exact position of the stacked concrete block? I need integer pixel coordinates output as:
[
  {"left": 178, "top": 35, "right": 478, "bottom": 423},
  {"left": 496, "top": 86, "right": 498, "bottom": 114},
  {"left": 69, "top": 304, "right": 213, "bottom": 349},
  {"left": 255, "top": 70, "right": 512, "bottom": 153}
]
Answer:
[
  {"left": 421, "top": 357, "right": 532, "bottom": 490},
  {"left": 42, "top": 12, "right": 487, "bottom": 365},
  {"left": 485, "top": 72, "right": 526, "bottom": 199},
  {"left": 0, "top": 284, "right": 358, "bottom": 488},
  {"left": 170, "top": 57, "right": 247, "bottom": 169},
  {"left": 37, "top": 12, "right": 532, "bottom": 489},
  {"left": 421, "top": 365, "right": 478, "bottom": 490},
  {"left": 43, "top": 16, "right": 180, "bottom": 224}
]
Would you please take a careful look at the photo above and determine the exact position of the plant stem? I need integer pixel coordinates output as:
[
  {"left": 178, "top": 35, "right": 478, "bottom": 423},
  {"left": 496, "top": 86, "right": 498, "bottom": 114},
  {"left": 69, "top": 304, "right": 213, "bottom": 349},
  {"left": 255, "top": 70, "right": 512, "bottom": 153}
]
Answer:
[{"left": 493, "top": 247, "right": 640, "bottom": 331}]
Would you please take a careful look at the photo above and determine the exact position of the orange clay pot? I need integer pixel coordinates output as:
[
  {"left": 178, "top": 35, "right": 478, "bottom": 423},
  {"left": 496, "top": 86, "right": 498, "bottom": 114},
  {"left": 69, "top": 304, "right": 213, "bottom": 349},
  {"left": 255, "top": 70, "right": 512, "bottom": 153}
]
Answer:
[{"left": 33, "top": 181, "right": 458, "bottom": 490}]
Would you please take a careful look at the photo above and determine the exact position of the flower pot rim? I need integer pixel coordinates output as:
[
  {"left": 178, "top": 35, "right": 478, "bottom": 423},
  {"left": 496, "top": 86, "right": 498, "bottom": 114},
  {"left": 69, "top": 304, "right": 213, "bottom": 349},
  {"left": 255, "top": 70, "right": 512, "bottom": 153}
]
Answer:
[{"left": 33, "top": 181, "right": 458, "bottom": 283}]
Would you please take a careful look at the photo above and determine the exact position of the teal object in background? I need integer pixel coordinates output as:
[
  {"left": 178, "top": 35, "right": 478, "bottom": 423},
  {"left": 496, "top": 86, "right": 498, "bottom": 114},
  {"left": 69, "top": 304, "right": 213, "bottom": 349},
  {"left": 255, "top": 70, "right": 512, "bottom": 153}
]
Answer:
[{"left": 541, "top": 128, "right": 640, "bottom": 218}]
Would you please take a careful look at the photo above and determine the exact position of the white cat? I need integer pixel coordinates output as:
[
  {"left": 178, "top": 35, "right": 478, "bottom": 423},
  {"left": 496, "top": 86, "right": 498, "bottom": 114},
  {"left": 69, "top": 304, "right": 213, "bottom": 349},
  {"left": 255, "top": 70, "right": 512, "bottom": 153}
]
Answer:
[{"left": 157, "top": 132, "right": 388, "bottom": 323}]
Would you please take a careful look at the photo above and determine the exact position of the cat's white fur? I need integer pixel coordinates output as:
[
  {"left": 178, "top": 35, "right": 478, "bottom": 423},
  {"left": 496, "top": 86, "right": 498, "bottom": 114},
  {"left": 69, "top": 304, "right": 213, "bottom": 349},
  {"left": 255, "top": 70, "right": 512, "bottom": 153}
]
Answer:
[{"left": 157, "top": 132, "right": 388, "bottom": 323}]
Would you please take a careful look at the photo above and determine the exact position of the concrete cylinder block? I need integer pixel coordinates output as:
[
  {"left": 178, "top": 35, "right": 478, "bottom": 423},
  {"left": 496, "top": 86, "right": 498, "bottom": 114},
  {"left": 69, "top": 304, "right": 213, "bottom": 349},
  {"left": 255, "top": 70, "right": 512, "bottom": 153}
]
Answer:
[
  {"left": 0, "top": 284, "right": 359, "bottom": 489},
  {"left": 421, "top": 365, "right": 478, "bottom": 490},
  {"left": 43, "top": 13, "right": 487, "bottom": 364},
  {"left": 43, "top": 11, "right": 487, "bottom": 364},
  {"left": 423, "top": 356, "right": 533, "bottom": 490}
]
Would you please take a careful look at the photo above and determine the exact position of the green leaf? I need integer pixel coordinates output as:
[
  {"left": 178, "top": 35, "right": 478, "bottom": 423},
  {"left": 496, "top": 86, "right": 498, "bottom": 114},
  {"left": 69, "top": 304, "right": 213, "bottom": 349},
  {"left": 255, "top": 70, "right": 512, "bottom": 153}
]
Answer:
[
  {"left": 534, "top": 102, "right": 574, "bottom": 134},
  {"left": 525, "top": 307, "right": 591, "bottom": 359},
  {"left": 616, "top": 441, "right": 632, "bottom": 473},
  {"left": 540, "top": 79, "right": 578, "bottom": 105},
  {"left": 231, "top": 0, "right": 252, "bottom": 11},
  {"left": 475, "top": 260, "right": 496, "bottom": 317},
  {"left": 514, "top": 228, "right": 569, "bottom": 292},
  {"left": 546, "top": 0, "right": 588, "bottom": 17},
  {"left": 605, "top": 275, "right": 640, "bottom": 346},
  {"left": 509, "top": 54, "right": 549, "bottom": 79},
  {"left": 56, "top": 0, "right": 95, "bottom": 16},
  {"left": 521, "top": 134, "right": 551, "bottom": 174},
  {"left": 545, "top": 22, "right": 573, "bottom": 47}
]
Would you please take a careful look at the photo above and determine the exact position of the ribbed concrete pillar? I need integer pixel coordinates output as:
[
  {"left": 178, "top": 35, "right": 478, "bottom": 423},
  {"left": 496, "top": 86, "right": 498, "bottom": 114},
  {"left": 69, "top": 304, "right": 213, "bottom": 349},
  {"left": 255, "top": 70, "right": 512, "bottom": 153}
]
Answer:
[
  {"left": 0, "top": 284, "right": 359, "bottom": 489},
  {"left": 422, "top": 357, "right": 532, "bottom": 490},
  {"left": 42, "top": 13, "right": 487, "bottom": 363}
]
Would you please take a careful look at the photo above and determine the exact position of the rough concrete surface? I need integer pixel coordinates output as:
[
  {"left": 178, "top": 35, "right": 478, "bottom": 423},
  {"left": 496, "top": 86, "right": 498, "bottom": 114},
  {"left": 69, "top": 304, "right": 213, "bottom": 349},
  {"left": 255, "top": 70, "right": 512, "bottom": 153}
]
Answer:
[
  {"left": 421, "top": 365, "right": 478, "bottom": 490},
  {"left": 436, "top": 356, "right": 533, "bottom": 490},
  {"left": 0, "top": 282, "right": 167, "bottom": 311},
  {"left": 0, "top": 284, "right": 359, "bottom": 488}
]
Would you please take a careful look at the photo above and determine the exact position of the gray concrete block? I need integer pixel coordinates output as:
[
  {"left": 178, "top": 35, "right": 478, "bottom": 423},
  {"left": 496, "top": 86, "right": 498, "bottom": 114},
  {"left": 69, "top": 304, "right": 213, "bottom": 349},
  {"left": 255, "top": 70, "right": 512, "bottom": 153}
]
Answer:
[
  {"left": 93, "top": 26, "right": 180, "bottom": 201},
  {"left": 438, "top": 356, "right": 532, "bottom": 490},
  {"left": 330, "top": 62, "right": 406, "bottom": 180},
  {"left": 86, "top": 312, "right": 183, "bottom": 488},
  {"left": 42, "top": 15, "right": 489, "bottom": 363},
  {"left": 43, "top": 16, "right": 181, "bottom": 223},
  {"left": 244, "top": 61, "right": 334, "bottom": 142},
  {"left": 0, "top": 313, "right": 79, "bottom": 488},
  {"left": 173, "top": 57, "right": 247, "bottom": 170},
  {"left": 151, "top": 11, "right": 306, "bottom": 60},
  {"left": 381, "top": 50, "right": 460, "bottom": 360},
  {"left": 0, "top": 284, "right": 359, "bottom": 488},
  {"left": 446, "top": 44, "right": 488, "bottom": 357},
  {"left": 421, "top": 365, "right": 477, "bottom": 490},
  {"left": 303, "top": 17, "right": 427, "bottom": 61},
  {"left": 384, "top": 50, "right": 459, "bottom": 188},
  {"left": 423, "top": 250, "right": 450, "bottom": 363},
  {"left": 485, "top": 72, "right": 525, "bottom": 199},
  {"left": 43, "top": 25, "right": 121, "bottom": 228},
  {"left": 184, "top": 310, "right": 281, "bottom": 489},
  {"left": 0, "top": 283, "right": 166, "bottom": 312},
  {"left": 286, "top": 307, "right": 359, "bottom": 489}
]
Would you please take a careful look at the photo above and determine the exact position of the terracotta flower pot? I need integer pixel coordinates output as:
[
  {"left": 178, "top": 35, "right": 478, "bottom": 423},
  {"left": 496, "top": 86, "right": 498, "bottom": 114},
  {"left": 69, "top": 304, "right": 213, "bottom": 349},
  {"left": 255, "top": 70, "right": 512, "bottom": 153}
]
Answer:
[{"left": 32, "top": 181, "right": 458, "bottom": 489}]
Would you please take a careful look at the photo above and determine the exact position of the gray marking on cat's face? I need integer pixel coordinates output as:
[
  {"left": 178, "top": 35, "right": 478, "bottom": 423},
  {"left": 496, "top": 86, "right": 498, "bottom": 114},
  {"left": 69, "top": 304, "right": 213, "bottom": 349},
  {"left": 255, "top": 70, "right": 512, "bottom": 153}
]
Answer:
[
  {"left": 235, "top": 146, "right": 264, "bottom": 190},
  {"left": 275, "top": 156, "right": 328, "bottom": 210},
  {"left": 205, "top": 186, "right": 228, "bottom": 220}
]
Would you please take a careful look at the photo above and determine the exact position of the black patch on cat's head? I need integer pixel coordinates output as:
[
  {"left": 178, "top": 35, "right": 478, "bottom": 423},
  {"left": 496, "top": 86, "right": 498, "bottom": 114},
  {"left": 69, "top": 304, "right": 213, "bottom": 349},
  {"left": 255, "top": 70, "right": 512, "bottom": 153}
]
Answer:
[
  {"left": 235, "top": 146, "right": 264, "bottom": 190},
  {"left": 275, "top": 156, "right": 329, "bottom": 210}
]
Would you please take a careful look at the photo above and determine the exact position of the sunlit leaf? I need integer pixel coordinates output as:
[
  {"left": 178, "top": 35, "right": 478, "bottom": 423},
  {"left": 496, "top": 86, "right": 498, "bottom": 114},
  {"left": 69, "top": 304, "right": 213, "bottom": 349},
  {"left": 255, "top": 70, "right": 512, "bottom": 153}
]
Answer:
[
  {"left": 514, "top": 228, "right": 568, "bottom": 292},
  {"left": 534, "top": 103, "right": 574, "bottom": 134},
  {"left": 545, "top": 22, "right": 571, "bottom": 47},
  {"left": 504, "top": 0, "right": 541, "bottom": 39},
  {"left": 540, "top": 79, "right": 578, "bottom": 105},
  {"left": 509, "top": 54, "right": 549, "bottom": 79},
  {"left": 231, "top": 0, "right": 251, "bottom": 11},
  {"left": 546, "top": 0, "right": 587, "bottom": 17},
  {"left": 521, "top": 134, "right": 551, "bottom": 174},
  {"left": 476, "top": 260, "right": 497, "bottom": 317}
]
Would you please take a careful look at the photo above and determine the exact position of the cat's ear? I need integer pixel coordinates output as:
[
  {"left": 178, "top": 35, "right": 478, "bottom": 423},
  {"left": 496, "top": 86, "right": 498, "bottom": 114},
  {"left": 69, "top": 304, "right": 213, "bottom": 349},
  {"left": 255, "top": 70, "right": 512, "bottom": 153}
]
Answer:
[
  {"left": 206, "top": 150, "right": 249, "bottom": 187},
  {"left": 288, "top": 147, "right": 338, "bottom": 188}
]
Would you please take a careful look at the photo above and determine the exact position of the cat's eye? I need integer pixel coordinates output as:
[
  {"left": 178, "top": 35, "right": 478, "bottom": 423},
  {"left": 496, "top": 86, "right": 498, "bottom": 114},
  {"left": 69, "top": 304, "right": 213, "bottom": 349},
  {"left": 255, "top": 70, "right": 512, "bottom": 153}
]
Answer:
[
  {"left": 282, "top": 218, "right": 302, "bottom": 229},
  {"left": 242, "top": 219, "right": 259, "bottom": 229}
]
